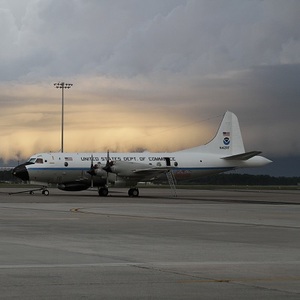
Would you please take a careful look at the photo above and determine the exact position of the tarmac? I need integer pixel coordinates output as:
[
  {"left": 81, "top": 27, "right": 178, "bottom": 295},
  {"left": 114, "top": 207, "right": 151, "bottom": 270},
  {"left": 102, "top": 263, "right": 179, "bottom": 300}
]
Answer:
[{"left": 0, "top": 187, "right": 299, "bottom": 299}]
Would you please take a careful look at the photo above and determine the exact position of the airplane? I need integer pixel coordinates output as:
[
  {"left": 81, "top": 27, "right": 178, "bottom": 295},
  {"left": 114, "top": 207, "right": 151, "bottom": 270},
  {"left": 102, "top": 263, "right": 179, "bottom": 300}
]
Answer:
[{"left": 12, "top": 111, "right": 272, "bottom": 196}]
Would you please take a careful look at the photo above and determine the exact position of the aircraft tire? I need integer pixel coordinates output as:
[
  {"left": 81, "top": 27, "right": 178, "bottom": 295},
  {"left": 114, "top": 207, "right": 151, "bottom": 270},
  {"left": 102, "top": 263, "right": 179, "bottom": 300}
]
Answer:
[
  {"left": 42, "top": 189, "right": 49, "bottom": 196},
  {"left": 98, "top": 187, "right": 109, "bottom": 197},
  {"left": 128, "top": 188, "right": 139, "bottom": 197}
]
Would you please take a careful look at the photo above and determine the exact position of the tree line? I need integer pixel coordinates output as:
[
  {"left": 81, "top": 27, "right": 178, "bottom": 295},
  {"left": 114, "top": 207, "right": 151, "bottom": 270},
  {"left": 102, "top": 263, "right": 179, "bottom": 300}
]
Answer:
[
  {"left": 184, "top": 173, "right": 300, "bottom": 186},
  {"left": 160, "top": 173, "right": 300, "bottom": 186},
  {"left": 1, "top": 170, "right": 299, "bottom": 186}
]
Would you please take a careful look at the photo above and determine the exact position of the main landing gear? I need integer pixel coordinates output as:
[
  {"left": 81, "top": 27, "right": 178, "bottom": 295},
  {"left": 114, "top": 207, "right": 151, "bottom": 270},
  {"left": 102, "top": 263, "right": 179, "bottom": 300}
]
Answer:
[
  {"left": 97, "top": 187, "right": 139, "bottom": 197},
  {"left": 98, "top": 187, "right": 109, "bottom": 197}
]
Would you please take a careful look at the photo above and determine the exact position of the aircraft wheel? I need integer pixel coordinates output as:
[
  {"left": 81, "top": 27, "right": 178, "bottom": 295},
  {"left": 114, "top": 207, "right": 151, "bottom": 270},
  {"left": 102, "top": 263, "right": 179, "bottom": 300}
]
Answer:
[
  {"left": 98, "top": 187, "right": 109, "bottom": 197},
  {"left": 128, "top": 188, "right": 139, "bottom": 197},
  {"left": 42, "top": 189, "right": 49, "bottom": 196},
  {"left": 30, "top": 191, "right": 34, "bottom": 195}
]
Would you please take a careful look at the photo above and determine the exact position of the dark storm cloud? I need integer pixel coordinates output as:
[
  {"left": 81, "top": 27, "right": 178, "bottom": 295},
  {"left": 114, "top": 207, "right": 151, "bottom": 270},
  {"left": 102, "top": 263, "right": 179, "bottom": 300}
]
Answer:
[
  {"left": 184, "top": 64, "right": 300, "bottom": 155},
  {"left": 1, "top": 0, "right": 300, "bottom": 79}
]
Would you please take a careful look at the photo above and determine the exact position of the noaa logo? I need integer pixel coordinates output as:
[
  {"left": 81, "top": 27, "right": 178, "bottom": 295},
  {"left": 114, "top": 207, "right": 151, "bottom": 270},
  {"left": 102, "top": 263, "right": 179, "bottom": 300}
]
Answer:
[{"left": 223, "top": 137, "right": 230, "bottom": 145}]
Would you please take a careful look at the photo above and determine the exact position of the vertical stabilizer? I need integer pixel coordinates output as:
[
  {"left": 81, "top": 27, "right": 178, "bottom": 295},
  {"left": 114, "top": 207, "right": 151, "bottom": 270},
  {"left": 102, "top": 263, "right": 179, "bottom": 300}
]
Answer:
[{"left": 182, "top": 111, "right": 245, "bottom": 155}]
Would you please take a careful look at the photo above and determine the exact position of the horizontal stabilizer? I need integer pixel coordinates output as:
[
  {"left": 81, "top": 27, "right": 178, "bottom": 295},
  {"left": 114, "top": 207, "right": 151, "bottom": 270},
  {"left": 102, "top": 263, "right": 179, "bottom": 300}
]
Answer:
[{"left": 222, "top": 151, "right": 262, "bottom": 161}]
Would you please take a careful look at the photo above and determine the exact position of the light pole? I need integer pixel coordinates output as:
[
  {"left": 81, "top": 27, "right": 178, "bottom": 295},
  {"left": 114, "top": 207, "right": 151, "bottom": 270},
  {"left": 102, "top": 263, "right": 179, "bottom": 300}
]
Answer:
[{"left": 54, "top": 82, "right": 73, "bottom": 152}]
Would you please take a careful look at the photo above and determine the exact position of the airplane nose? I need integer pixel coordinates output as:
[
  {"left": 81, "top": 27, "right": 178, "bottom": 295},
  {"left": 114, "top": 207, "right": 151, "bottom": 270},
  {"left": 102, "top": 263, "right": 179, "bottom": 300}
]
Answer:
[{"left": 12, "top": 164, "right": 29, "bottom": 181}]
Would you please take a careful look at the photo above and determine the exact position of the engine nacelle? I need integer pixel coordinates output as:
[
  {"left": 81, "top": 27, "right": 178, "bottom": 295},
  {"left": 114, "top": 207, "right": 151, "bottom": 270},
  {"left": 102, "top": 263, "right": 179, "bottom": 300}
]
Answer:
[
  {"left": 110, "top": 161, "right": 146, "bottom": 176},
  {"left": 87, "top": 163, "right": 107, "bottom": 178},
  {"left": 57, "top": 182, "right": 90, "bottom": 191},
  {"left": 93, "top": 168, "right": 107, "bottom": 177}
]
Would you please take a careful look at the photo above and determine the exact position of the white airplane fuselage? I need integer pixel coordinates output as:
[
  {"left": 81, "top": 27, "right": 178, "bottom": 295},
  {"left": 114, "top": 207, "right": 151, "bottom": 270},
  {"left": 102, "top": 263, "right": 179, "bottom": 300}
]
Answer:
[
  {"left": 12, "top": 111, "right": 272, "bottom": 196},
  {"left": 24, "top": 151, "right": 268, "bottom": 183}
]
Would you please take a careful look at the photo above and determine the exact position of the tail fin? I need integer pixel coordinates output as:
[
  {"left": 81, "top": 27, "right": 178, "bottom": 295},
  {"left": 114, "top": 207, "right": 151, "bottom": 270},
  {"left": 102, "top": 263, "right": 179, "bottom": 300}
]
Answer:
[{"left": 182, "top": 111, "right": 245, "bottom": 155}]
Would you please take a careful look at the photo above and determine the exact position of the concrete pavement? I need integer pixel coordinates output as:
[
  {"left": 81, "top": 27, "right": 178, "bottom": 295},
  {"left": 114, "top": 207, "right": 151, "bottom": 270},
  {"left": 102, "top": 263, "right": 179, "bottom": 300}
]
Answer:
[{"left": 0, "top": 187, "right": 299, "bottom": 299}]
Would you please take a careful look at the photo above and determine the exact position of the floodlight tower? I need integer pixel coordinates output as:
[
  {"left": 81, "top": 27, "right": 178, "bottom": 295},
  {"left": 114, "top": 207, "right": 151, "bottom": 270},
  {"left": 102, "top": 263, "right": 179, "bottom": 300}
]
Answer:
[{"left": 54, "top": 82, "right": 73, "bottom": 152}]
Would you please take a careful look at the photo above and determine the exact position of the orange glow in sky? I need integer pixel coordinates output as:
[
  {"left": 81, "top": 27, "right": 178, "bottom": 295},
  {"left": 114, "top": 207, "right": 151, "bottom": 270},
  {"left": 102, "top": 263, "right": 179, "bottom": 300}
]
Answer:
[{"left": 0, "top": 77, "right": 215, "bottom": 161}]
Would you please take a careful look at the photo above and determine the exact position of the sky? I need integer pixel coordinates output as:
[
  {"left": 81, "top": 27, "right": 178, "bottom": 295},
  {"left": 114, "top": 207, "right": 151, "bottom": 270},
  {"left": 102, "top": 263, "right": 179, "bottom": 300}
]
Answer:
[{"left": 0, "top": 0, "right": 300, "bottom": 176}]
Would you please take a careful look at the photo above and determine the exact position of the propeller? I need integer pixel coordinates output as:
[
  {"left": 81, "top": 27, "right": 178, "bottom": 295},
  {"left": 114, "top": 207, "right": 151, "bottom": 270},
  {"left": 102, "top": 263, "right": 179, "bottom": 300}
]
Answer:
[
  {"left": 87, "top": 151, "right": 114, "bottom": 187},
  {"left": 102, "top": 150, "right": 114, "bottom": 185},
  {"left": 102, "top": 150, "right": 111, "bottom": 172},
  {"left": 87, "top": 154, "right": 96, "bottom": 188}
]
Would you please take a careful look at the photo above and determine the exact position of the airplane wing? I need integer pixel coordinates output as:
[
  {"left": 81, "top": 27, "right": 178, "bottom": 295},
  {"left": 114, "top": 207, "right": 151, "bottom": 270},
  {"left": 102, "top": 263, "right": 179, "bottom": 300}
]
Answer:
[{"left": 222, "top": 151, "right": 262, "bottom": 160}]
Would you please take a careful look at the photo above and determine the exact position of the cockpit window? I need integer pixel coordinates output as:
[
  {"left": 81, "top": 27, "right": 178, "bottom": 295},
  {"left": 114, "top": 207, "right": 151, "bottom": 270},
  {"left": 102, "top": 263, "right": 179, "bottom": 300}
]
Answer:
[
  {"left": 35, "top": 158, "right": 43, "bottom": 164},
  {"left": 28, "top": 158, "right": 37, "bottom": 163}
]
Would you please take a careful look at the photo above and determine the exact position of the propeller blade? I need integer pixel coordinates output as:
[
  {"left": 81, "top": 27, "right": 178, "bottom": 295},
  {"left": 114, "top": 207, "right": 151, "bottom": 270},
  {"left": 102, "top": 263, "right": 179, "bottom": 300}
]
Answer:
[
  {"left": 104, "top": 150, "right": 110, "bottom": 185},
  {"left": 91, "top": 154, "right": 94, "bottom": 188},
  {"left": 86, "top": 154, "right": 94, "bottom": 188},
  {"left": 86, "top": 154, "right": 95, "bottom": 175},
  {"left": 103, "top": 150, "right": 112, "bottom": 173}
]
